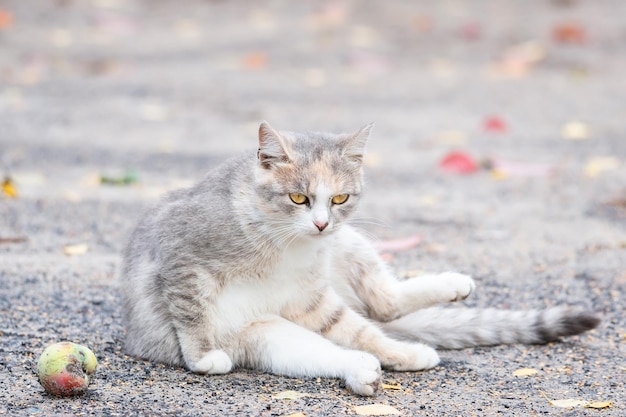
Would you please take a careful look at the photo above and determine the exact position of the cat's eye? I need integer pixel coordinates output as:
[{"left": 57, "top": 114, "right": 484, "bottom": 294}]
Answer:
[
  {"left": 289, "top": 193, "right": 308, "bottom": 205},
  {"left": 331, "top": 194, "right": 349, "bottom": 205}
]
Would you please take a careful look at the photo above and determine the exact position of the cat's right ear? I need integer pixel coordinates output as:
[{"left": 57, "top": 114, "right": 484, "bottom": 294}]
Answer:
[{"left": 258, "top": 121, "right": 293, "bottom": 169}]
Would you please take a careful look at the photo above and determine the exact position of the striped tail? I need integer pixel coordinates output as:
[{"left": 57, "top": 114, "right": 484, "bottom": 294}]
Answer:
[{"left": 379, "top": 306, "right": 600, "bottom": 349}]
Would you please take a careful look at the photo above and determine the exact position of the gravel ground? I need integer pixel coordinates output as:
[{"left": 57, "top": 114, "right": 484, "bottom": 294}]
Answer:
[{"left": 1, "top": 1, "right": 625, "bottom": 416}]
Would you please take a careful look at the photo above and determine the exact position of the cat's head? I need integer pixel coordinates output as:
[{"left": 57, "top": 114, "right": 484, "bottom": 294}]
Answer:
[{"left": 254, "top": 121, "right": 372, "bottom": 241}]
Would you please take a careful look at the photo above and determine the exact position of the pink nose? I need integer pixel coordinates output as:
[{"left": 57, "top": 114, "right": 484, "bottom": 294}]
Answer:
[{"left": 314, "top": 221, "right": 329, "bottom": 232}]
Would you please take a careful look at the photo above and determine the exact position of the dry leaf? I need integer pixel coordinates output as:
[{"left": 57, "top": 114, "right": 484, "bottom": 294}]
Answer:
[
  {"left": 243, "top": 52, "right": 268, "bottom": 70},
  {"left": 2, "top": 177, "right": 17, "bottom": 198},
  {"left": 492, "top": 41, "right": 546, "bottom": 77},
  {"left": 0, "top": 8, "right": 14, "bottom": 29},
  {"left": 281, "top": 413, "right": 307, "bottom": 417},
  {"left": 381, "top": 382, "right": 402, "bottom": 390},
  {"left": 0, "top": 236, "right": 28, "bottom": 244},
  {"left": 513, "top": 368, "right": 538, "bottom": 377},
  {"left": 354, "top": 404, "right": 401, "bottom": 416},
  {"left": 553, "top": 22, "right": 587, "bottom": 44},
  {"left": 273, "top": 390, "right": 309, "bottom": 400},
  {"left": 561, "top": 121, "right": 590, "bottom": 140},
  {"left": 63, "top": 243, "right": 89, "bottom": 256},
  {"left": 585, "top": 401, "right": 612, "bottom": 409},
  {"left": 550, "top": 398, "right": 588, "bottom": 408},
  {"left": 583, "top": 157, "right": 620, "bottom": 178}
]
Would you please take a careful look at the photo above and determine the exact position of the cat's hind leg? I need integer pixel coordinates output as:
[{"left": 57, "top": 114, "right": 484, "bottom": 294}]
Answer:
[
  {"left": 234, "top": 316, "right": 382, "bottom": 396},
  {"left": 291, "top": 288, "right": 441, "bottom": 373}
]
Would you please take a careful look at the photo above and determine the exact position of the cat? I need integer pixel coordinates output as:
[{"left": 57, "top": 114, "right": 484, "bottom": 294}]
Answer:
[{"left": 120, "top": 122, "right": 600, "bottom": 396}]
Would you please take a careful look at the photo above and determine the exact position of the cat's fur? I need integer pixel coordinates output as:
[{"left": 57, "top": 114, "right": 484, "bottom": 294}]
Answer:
[{"left": 121, "top": 122, "right": 600, "bottom": 396}]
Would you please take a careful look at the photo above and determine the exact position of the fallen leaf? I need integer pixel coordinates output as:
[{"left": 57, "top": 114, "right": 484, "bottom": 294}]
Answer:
[
  {"left": 63, "top": 243, "right": 89, "bottom": 256},
  {"left": 553, "top": 22, "right": 587, "bottom": 44},
  {"left": 273, "top": 390, "right": 309, "bottom": 400},
  {"left": 280, "top": 413, "right": 307, "bottom": 417},
  {"left": 2, "top": 177, "right": 17, "bottom": 198},
  {"left": 513, "top": 368, "right": 538, "bottom": 377},
  {"left": 100, "top": 170, "right": 139, "bottom": 185},
  {"left": 491, "top": 41, "right": 546, "bottom": 77},
  {"left": 550, "top": 399, "right": 588, "bottom": 408},
  {"left": 583, "top": 156, "right": 620, "bottom": 178},
  {"left": 0, "top": 236, "right": 28, "bottom": 244},
  {"left": 561, "top": 121, "right": 590, "bottom": 140},
  {"left": 439, "top": 151, "right": 478, "bottom": 174},
  {"left": 483, "top": 116, "right": 507, "bottom": 133},
  {"left": 354, "top": 404, "right": 401, "bottom": 416},
  {"left": 585, "top": 401, "right": 612, "bottom": 409},
  {"left": 243, "top": 52, "right": 268, "bottom": 70},
  {"left": 374, "top": 235, "right": 422, "bottom": 253},
  {"left": 0, "top": 8, "right": 14, "bottom": 29},
  {"left": 381, "top": 382, "right": 402, "bottom": 390}
]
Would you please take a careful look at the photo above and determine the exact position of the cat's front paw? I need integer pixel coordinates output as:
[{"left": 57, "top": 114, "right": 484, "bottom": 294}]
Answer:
[
  {"left": 381, "top": 343, "right": 440, "bottom": 372},
  {"left": 344, "top": 352, "right": 382, "bottom": 396},
  {"left": 187, "top": 349, "right": 233, "bottom": 375},
  {"left": 437, "top": 272, "right": 475, "bottom": 302}
]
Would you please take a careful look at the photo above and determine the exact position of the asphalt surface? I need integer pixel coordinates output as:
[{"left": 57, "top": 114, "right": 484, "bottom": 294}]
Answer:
[{"left": 1, "top": 1, "right": 625, "bottom": 416}]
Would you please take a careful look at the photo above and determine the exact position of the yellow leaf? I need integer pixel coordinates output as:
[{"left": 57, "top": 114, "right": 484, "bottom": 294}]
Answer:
[
  {"left": 550, "top": 398, "right": 588, "bottom": 408},
  {"left": 490, "top": 169, "right": 508, "bottom": 180},
  {"left": 381, "top": 382, "right": 402, "bottom": 390},
  {"left": 583, "top": 156, "right": 620, "bottom": 178},
  {"left": 63, "top": 243, "right": 89, "bottom": 256},
  {"left": 561, "top": 121, "right": 590, "bottom": 140},
  {"left": 2, "top": 177, "right": 17, "bottom": 198},
  {"left": 354, "top": 404, "right": 401, "bottom": 416},
  {"left": 585, "top": 401, "right": 612, "bottom": 409},
  {"left": 273, "top": 390, "right": 308, "bottom": 400},
  {"left": 513, "top": 368, "right": 538, "bottom": 377}
]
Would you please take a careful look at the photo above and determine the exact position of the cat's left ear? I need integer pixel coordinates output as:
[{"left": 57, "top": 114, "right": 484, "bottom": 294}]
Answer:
[
  {"left": 258, "top": 121, "right": 293, "bottom": 169},
  {"left": 342, "top": 123, "right": 374, "bottom": 162}
]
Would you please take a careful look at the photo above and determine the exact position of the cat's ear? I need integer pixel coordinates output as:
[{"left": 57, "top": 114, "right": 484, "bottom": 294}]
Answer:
[
  {"left": 342, "top": 123, "right": 373, "bottom": 162},
  {"left": 258, "top": 121, "right": 293, "bottom": 169}
]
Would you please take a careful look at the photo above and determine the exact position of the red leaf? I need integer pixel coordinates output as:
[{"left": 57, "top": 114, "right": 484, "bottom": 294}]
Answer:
[
  {"left": 483, "top": 116, "right": 507, "bottom": 133},
  {"left": 552, "top": 22, "right": 586, "bottom": 44},
  {"left": 439, "top": 151, "right": 478, "bottom": 174}
]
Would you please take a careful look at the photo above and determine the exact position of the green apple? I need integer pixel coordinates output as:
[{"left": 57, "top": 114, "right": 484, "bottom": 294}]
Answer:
[{"left": 36, "top": 342, "right": 98, "bottom": 397}]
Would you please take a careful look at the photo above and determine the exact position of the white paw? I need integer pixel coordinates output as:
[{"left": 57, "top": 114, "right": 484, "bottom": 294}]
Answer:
[
  {"left": 382, "top": 343, "right": 440, "bottom": 371},
  {"left": 436, "top": 272, "right": 475, "bottom": 302},
  {"left": 344, "top": 352, "right": 382, "bottom": 396},
  {"left": 188, "top": 349, "right": 233, "bottom": 375}
]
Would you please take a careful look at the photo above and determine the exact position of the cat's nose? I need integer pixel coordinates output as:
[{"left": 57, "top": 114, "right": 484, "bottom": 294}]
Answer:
[{"left": 314, "top": 221, "right": 329, "bottom": 232}]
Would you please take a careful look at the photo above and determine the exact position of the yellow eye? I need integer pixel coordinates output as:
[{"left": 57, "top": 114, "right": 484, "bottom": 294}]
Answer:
[
  {"left": 289, "top": 193, "right": 308, "bottom": 205},
  {"left": 331, "top": 194, "right": 349, "bottom": 205}
]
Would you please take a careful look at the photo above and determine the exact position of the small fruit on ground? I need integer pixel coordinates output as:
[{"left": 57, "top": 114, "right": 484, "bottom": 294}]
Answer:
[{"left": 37, "top": 342, "right": 98, "bottom": 397}]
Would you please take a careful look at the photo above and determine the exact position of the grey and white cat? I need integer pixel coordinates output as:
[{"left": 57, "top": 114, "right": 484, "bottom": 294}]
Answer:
[{"left": 121, "top": 122, "right": 600, "bottom": 396}]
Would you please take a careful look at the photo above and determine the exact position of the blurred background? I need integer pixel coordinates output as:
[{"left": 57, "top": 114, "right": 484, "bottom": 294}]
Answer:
[
  {"left": 1, "top": 0, "right": 624, "bottom": 178},
  {"left": 1, "top": 2, "right": 625, "bottom": 414},
  {"left": 2, "top": 0, "right": 625, "bottom": 262}
]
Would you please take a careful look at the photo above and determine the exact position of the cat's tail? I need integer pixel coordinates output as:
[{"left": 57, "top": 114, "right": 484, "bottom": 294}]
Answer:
[{"left": 379, "top": 306, "right": 600, "bottom": 349}]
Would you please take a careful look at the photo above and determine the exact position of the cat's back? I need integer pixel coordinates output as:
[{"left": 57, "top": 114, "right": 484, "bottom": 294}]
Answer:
[{"left": 122, "top": 152, "right": 256, "bottom": 272}]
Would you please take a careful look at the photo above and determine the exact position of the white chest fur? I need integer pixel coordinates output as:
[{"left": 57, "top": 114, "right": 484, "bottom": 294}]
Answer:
[{"left": 213, "top": 237, "right": 330, "bottom": 332}]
